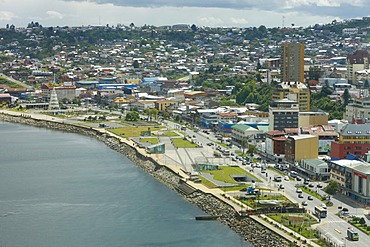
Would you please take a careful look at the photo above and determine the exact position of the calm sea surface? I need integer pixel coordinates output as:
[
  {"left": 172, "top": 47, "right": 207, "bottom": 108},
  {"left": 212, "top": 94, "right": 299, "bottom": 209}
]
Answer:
[{"left": 0, "top": 122, "right": 252, "bottom": 247}]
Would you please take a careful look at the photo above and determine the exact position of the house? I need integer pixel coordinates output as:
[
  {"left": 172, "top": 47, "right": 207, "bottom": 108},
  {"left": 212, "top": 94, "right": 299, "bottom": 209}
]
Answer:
[{"left": 0, "top": 93, "right": 12, "bottom": 104}]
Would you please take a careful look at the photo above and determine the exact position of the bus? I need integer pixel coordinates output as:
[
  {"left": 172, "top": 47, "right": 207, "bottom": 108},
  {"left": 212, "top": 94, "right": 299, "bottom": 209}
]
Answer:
[
  {"left": 314, "top": 206, "right": 327, "bottom": 219},
  {"left": 347, "top": 227, "right": 359, "bottom": 241}
]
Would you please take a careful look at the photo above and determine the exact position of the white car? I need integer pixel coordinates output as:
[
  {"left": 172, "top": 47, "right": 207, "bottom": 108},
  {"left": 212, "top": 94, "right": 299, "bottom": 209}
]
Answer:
[
  {"left": 284, "top": 176, "right": 289, "bottom": 181},
  {"left": 320, "top": 203, "right": 327, "bottom": 209},
  {"left": 296, "top": 188, "right": 303, "bottom": 193}
]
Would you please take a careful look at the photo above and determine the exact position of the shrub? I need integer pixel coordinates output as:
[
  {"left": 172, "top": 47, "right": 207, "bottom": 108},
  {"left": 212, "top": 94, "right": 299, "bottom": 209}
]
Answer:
[
  {"left": 367, "top": 226, "right": 370, "bottom": 231},
  {"left": 359, "top": 217, "right": 366, "bottom": 225}
]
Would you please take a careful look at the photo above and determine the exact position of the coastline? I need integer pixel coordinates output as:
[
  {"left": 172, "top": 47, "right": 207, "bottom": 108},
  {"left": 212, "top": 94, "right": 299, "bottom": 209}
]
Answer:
[{"left": 0, "top": 112, "right": 289, "bottom": 247}]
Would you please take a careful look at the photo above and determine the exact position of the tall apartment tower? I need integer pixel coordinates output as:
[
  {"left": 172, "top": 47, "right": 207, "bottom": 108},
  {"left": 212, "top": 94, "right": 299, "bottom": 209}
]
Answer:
[{"left": 281, "top": 42, "right": 304, "bottom": 83}]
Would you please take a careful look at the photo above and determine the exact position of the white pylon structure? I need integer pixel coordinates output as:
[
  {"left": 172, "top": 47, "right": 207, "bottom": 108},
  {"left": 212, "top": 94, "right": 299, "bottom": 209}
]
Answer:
[{"left": 48, "top": 87, "right": 60, "bottom": 112}]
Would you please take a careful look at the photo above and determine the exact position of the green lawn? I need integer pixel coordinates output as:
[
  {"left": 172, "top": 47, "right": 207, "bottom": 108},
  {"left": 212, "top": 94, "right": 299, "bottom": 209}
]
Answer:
[
  {"left": 205, "top": 166, "right": 260, "bottom": 184},
  {"left": 198, "top": 176, "right": 218, "bottom": 189},
  {"left": 222, "top": 185, "right": 250, "bottom": 192},
  {"left": 172, "top": 138, "right": 198, "bottom": 148},
  {"left": 163, "top": 131, "right": 179, "bottom": 137},
  {"left": 109, "top": 126, "right": 163, "bottom": 137},
  {"left": 140, "top": 137, "right": 158, "bottom": 145}
]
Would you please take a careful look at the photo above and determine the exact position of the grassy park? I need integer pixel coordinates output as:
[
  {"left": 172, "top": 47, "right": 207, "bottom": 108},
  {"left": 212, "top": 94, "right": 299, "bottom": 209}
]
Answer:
[
  {"left": 109, "top": 126, "right": 163, "bottom": 137},
  {"left": 139, "top": 137, "right": 159, "bottom": 145},
  {"left": 203, "top": 166, "right": 261, "bottom": 184},
  {"left": 268, "top": 213, "right": 318, "bottom": 239},
  {"left": 171, "top": 138, "right": 198, "bottom": 148}
]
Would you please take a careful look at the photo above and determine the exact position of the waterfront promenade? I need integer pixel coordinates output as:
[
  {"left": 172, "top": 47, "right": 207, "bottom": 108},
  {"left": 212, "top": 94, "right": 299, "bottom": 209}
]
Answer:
[{"left": 0, "top": 109, "right": 318, "bottom": 247}]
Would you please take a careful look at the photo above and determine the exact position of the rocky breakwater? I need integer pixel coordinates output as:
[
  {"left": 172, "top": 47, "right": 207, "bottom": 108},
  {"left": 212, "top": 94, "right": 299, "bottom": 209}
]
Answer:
[{"left": 0, "top": 113, "right": 289, "bottom": 247}]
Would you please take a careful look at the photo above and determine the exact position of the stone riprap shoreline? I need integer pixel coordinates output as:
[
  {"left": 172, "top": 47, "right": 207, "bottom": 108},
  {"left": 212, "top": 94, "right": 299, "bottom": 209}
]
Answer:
[{"left": 0, "top": 112, "right": 289, "bottom": 247}]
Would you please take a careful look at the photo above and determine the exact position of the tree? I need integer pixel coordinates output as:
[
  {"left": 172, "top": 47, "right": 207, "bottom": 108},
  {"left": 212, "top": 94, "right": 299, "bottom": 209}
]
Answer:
[
  {"left": 133, "top": 60, "right": 140, "bottom": 68},
  {"left": 125, "top": 111, "right": 139, "bottom": 121},
  {"left": 342, "top": 88, "right": 350, "bottom": 106},
  {"left": 191, "top": 24, "right": 197, "bottom": 32},
  {"left": 324, "top": 181, "right": 339, "bottom": 195}
]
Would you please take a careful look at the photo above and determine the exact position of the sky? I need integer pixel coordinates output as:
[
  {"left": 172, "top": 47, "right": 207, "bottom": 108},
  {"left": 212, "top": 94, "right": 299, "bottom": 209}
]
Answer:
[{"left": 0, "top": 0, "right": 369, "bottom": 28}]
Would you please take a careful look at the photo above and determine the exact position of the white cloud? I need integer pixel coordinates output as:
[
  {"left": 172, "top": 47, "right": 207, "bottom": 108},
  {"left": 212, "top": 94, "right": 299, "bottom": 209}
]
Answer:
[
  {"left": 0, "top": 11, "right": 17, "bottom": 21},
  {"left": 230, "top": 18, "right": 248, "bottom": 25},
  {"left": 46, "top": 10, "right": 65, "bottom": 20}
]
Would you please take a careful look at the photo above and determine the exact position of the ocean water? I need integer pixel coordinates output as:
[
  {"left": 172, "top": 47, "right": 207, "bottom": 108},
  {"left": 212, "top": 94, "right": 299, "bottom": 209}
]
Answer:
[{"left": 0, "top": 122, "right": 252, "bottom": 247}]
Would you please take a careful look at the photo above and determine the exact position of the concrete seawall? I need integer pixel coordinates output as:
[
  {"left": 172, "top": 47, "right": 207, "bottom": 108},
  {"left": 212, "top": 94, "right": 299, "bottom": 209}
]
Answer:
[{"left": 0, "top": 112, "right": 289, "bottom": 247}]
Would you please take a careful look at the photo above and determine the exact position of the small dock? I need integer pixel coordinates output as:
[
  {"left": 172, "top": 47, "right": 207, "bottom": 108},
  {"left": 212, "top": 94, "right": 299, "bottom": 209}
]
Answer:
[{"left": 195, "top": 215, "right": 219, "bottom": 221}]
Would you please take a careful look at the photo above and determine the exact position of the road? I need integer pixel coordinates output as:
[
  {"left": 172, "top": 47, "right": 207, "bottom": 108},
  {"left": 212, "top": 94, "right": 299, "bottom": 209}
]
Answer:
[
  {"left": 252, "top": 166, "right": 370, "bottom": 247},
  {"left": 0, "top": 73, "right": 33, "bottom": 89}
]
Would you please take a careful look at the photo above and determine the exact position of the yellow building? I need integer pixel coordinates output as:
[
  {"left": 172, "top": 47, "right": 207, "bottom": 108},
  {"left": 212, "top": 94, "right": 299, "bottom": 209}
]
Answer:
[
  {"left": 298, "top": 111, "right": 328, "bottom": 127},
  {"left": 285, "top": 135, "right": 318, "bottom": 163},
  {"left": 272, "top": 81, "right": 310, "bottom": 112},
  {"left": 154, "top": 100, "right": 179, "bottom": 111}
]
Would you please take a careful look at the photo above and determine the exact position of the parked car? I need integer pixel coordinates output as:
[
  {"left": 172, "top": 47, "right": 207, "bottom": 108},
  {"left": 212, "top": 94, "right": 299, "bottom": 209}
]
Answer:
[
  {"left": 320, "top": 203, "right": 327, "bottom": 209},
  {"left": 302, "top": 201, "right": 308, "bottom": 206},
  {"left": 317, "top": 183, "right": 323, "bottom": 188},
  {"left": 296, "top": 188, "right": 303, "bottom": 193},
  {"left": 284, "top": 176, "right": 290, "bottom": 181},
  {"left": 308, "top": 183, "right": 315, "bottom": 188},
  {"left": 298, "top": 193, "right": 304, "bottom": 198},
  {"left": 279, "top": 184, "right": 285, "bottom": 189},
  {"left": 308, "top": 196, "right": 313, "bottom": 200},
  {"left": 296, "top": 176, "right": 302, "bottom": 181}
]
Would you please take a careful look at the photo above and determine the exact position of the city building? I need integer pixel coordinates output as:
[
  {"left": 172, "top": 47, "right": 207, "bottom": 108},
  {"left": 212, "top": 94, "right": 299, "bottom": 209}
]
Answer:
[
  {"left": 299, "top": 111, "right": 329, "bottom": 127},
  {"left": 296, "top": 159, "right": 330, "bottom": 180},
  {"left": 285, "top": 135, "right": 318, "bottom": 163},
  {"left": 231, "top": 124, "right": 262, "bottom": 148},
  {"left": 300, "top": 125, "right": 338, "bottom": 155},
  {"left": 272, "top": 81, "right": 310, "bottom": 111},
  {"left": 280, "top": 42, "right": 304, "bottom": 83},
  {"left": 331, "top": 123, "right": 370, "bottom": 160},
  {"left": 345, "top": 162, "right": 370, "bottom": 205},
  {"left": 328, "top": 159, "right": 363, "bottom": 192},
  {"left": 264, "top": 130, "right": 286, "bottom": 162},
  {"left": 41, "top": 83, "right": 76, "bottom": 102},
  {"left": 347, "top": 50, "right": 370, "bottom": 84},
  {"left": 154, "top": 99, "right": 178, "bottom": 111},
  {"left": 268, "top": 98, "right": 299, "bottom": 131},
  {"left": 344, "top": 97, "right": 370, "bottom": 122}
]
